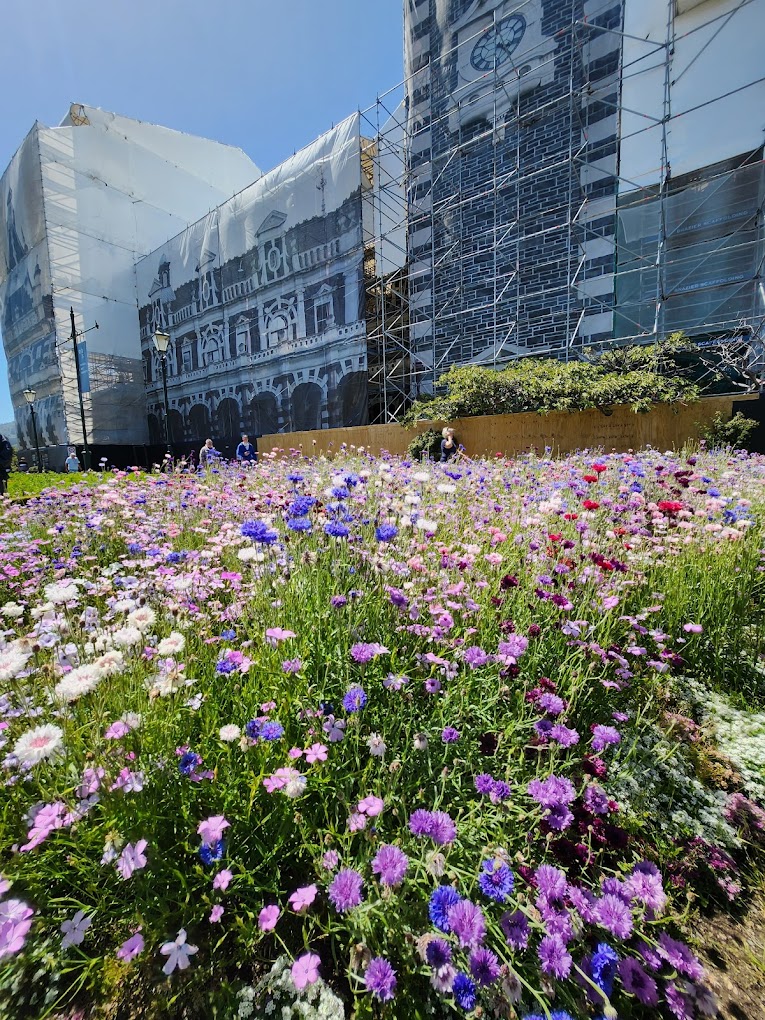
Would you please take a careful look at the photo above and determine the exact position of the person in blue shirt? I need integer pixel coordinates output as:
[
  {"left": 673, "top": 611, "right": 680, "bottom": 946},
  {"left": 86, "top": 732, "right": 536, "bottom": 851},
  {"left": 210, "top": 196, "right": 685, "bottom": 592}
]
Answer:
[
  {"left": 65, "top": 449, "right": 81, "bottom": 473},
  {"left": 236, "top": 434, "right": 256, "bottom": 465},
  {"left": 440, "top": 427, "right": 458, "bottom": 463}
]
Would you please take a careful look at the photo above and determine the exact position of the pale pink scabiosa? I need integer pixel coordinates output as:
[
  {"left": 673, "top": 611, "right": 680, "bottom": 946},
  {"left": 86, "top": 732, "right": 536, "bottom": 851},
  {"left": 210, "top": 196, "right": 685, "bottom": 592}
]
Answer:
[{"left": 12, "top": 724, "right": 64, "bottom": 766}]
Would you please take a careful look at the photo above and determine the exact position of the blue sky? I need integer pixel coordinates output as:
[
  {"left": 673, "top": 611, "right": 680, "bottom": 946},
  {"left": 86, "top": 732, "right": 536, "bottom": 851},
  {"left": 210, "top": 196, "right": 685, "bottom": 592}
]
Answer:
[{"left": 0, "top": 0, "right": 403, "bottom": 423}]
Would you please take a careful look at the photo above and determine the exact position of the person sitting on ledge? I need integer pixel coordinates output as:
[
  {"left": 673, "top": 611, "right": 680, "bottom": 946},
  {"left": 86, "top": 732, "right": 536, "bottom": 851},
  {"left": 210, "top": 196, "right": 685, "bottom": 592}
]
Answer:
[{"left": 236, "top": 434, "right": 257, "bottom": 465}]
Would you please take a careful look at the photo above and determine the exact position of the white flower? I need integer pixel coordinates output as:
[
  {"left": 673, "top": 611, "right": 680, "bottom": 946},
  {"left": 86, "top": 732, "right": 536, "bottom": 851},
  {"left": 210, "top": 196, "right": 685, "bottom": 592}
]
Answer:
[
  {"left": 44, "top": 580, "right": 81, "bottom": 605},
  {"left": 368, "top": 733, "right": 386, "bottom": 757},
  {"left": 127, "top": 606, "right": 157, "bottom": 631},
  {"left": 61, "top": 909, "right": 92, "bottom": 949},
  {"left": 219, "top": 724, "right": 241, "bottom": 742},
  {"left": 121, "top": 712, "right": 143, "bottom": 730},
  {"left": 12, "top": 724, "right": 64, "bottom": 766},
  {"left": 159, "top": 928, "right": 198, "bottom": 974},
  {"left": 238, "top": 547, "right": 265, "bottom": 562},
  {"left": 414, "top": 733, "right": 428, "bottom": 751},
  {"left": 0, "top": 646, "right": 31, "bottom": 681},
  {"left": 284, "top": 775, "right": 307, "bottom": 798},
  {"left": 412, "top": 471, "right": 430, "bottom": 482},
  {"left": 437, "top": 483, "right": 456, "bottom": 494},
  {"left": 157, "top": 632, "right": 186, "bottom": 656},
  {"left": 415, "top": 518, "right": 437, "bottom": 533},
  {"left": 111, "top": 626, "right": 143, "bottom": 648},
  {"left": 1, "top": 602, "right": 24, "bottom": 619},
  {"left": 93, "top": 650, "right": 125, "bottom": 676},
  {"left": 54, "top": 665, "right": 103, "bottom": 703}
]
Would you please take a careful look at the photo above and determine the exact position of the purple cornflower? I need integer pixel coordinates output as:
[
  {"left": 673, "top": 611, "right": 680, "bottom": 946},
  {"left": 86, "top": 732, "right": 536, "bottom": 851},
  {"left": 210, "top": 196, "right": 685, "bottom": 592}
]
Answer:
[
  {"left": 371, "top": 845, "right": 409, "bottom": 888},
  {"left": 452, "top": 972, "right": 477, "bottom": 1011},
  {"left": 426, "top": 939, "right": 452, "bottom": 968},
  {"left": 617, "top": 957, "right": 659, "bottom": 1006},
  {"left": 549, "top": 724, "right": 580, "bottom": 748},
  {"left": 350, "top": 642, "right": 388, "bottom": 664},
  {"left": 625, "top": 861, "right": 667, "bottom": 914},
  {"left": 535, "top": 864, "right": 568, "bottom": 904},
  {"left": 538, "top": 935, "right": 572, "bottom": 979},
  {"left": 330, "top": 595, "right": 347, "bottom": 608},
  {"left": 584, "top": 784, "right": 610, "bottom": 815},
  {"left": 469, "top": 947, "right": 500, "bottom": 986},
  {"left": 447, "top": 900, "right": 486, "bottom": 949},
  {"left": 591, "top": 724, "right": 621, "bottom": 751},
  {"left": 478, "top": 859, "right": 514, "bottom": 903},
  {"left": 497, "top": 635, "right": 528, "bottom": 663},
  {"left": 327, "top": 868, "right": 364, "bottom": 913},
  {"left": 474, "top": 773, "right": 494, "bottom": 795},
  {"left": 441, "top": 727, "right": 460, "bottom": 744},
  {"left": 527, "top": 775, "right": 576, "bottom": 808},
  {"left": 501, "top": 909, "right": 530, "bottom": 950},
  {"left": 342, "top": 686, "right": 367, "bottom": 712},
  {"left": 429, "top": 811, "right": 457, "bottom": 845},
  {"left": 538, "top": 692, "right": 565, "bottom": 715},
  {"left": 429, "top": 886, "right": 460, "bottom": 932},
  {"left": 594, "top": 893, "right": 633, "bottom": 940},
  {"left": 545, "top": 804, "right": 574, "bottom": 831},
  {"left": 657, "top": 934, "right": 705, "bottom": 980},
  {"left": 490, "top": 780, "right": 512, "bottom": 803},
  {"left": 665, "top": 981, "right": 695, "bottom": 1020},
  {"left": 464, "top": 646, "right": 490, "bottom": 669},
  {"left": 198, "top": 840, "right": 225, "bottom": 866},
  {"left": 409, "top": 810, "right": 434, "bottom": 836},
  {"left": 282, "top": 658, "right": 302, "bottom": 673},
  {"left": 365, "top": 956, "right": 397, "bottom": 1002},
  {"left": 245, "top": 719, "right": 263, "bottom": 740}
]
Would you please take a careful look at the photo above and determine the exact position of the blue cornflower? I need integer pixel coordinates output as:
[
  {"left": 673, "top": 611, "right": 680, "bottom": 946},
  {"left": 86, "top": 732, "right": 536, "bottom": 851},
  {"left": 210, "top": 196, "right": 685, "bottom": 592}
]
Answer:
[
  {"left": 241, "top": 520, "right": 278, "bottom": 544},
  {"left": 287, "top": 496, "right": 316, "bottom": 517},
  {"left": 343, "top": 686, "right": 367, "bottom": 713},
  {"left": 324, "top": 522, "right": 350, "bottom": 539},
  {"left": 429, "top": 885, "right": 460, "bottom": 932},
  {"left": 330, "top": 485, "right": 350, "bottom": 500},
  {"left": 478, "top": 859, "right": 514, "bottom": 903},
  {"left": 591, "top": 942, "right": 619, "bottom": 996},
  {"left": 245, "top": 719, "right": 263, "bottom": 740},
  {"left": 318, "top": 701, "right": 334, "bottom": 716},
  {"left": 375, "top": 523, "right": 398, "bottom": 543},
  {"left": 344, "top": 473, "right": 360, "bottom": 487},
  {"left": 260, "top": 722, "right": 284, "bottom": 741},
  {"left": 199, "top": 839, "right": 225, "bottom": 865},
  {"left": 288, "top": 517, "right": 312, "bottom": 532},
  {"left": 452, "top": 973, "right": 476, "bottom": 1011},
  {"left": 179, "top": 751, "right": 202, "bottom": 776},
  {"left": 221, "top": 628, "right": 236, "bottom": 641},
  {"left": 166, "top": 551, "right": 187, "bottom": 563},
  {"left": 287, "top": 472, "right": 304, "bottom": 483},
  {"left": 127, "top": 542, "right": 142, "bottom": 554},
  {"left": 216, "top": 660, "right": 236, "bottom": 675}
]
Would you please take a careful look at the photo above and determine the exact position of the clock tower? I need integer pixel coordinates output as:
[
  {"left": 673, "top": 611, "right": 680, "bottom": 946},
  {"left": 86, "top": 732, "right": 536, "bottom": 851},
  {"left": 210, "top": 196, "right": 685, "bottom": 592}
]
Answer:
[{"left": 447, "top": 0, "right": 558, "bottom": 137}]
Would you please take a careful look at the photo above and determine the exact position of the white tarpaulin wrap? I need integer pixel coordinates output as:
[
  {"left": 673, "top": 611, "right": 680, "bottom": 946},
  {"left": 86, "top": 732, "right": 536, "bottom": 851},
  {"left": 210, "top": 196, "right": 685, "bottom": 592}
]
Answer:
[{"left": 136, "top": 114, "right": 368, "bottom": 450}]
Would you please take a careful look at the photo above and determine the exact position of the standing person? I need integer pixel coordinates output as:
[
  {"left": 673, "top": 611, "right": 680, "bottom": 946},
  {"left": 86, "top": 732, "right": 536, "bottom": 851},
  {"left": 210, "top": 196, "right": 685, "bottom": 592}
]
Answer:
[
  {"left": 440, "top": 426, "right": 459, "bottom": 463},
  {"left": 65, "top": 448, "right": 81, "bottom": 473},
  {"left": 0, "top": 433, "right": 12, "bottom": 495},
  {"left": 236, "top": 434, "right": 256, "bottom": 465},
  {"left": 199, "top": 438, "right": 215, "bottom": 467}
]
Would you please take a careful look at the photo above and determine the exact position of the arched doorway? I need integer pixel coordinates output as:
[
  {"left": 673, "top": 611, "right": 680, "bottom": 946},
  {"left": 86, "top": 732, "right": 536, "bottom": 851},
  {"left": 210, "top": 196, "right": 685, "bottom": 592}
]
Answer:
[
  {"left": 289, "top": 382, "right": 323, "bottom": 432},
  {"left": 188, "top": 404, "right": 211, "bottom": 443},
  {"left": 336, "top": 372, "right": 368, "bottom": 427},
  {"left": 167, "top": 409, "right": 184, "bottom": 445},
  {"left": 147, "top": 414, "right": 162, "bottom": 445},
  {"left": 248, "top": 393, "right": 279, "bottom": 436},
  {"left": 216, "top": 397, "right": 240, "bottom": 439}
]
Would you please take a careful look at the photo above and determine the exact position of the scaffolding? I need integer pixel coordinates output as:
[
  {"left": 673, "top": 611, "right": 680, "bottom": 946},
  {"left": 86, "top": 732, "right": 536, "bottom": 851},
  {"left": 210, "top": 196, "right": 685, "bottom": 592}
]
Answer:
[{"left": 360, "top": 0, "right": 765, "bottom": 424}]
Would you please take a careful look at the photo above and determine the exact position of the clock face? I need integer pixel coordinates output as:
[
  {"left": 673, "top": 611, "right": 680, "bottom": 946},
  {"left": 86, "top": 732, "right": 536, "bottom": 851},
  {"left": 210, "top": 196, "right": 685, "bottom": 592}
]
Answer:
[{"left": 470, "top": 14, "right": 527, "bottom": 72}]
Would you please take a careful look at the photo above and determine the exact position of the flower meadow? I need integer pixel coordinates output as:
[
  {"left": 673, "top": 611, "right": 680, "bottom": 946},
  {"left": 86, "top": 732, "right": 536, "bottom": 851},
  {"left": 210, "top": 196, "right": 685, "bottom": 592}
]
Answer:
[{"left": 1, "top": 448, "right": 765, "bottom": 1019}]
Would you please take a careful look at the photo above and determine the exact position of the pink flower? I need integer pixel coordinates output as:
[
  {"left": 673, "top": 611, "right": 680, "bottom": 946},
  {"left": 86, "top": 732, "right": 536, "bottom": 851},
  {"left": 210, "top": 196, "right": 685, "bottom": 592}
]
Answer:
[
  {"left": 116, "top": 931, "right": 144, "bottom": 961},
  {"left": 115, "top": 839, "right": 148, "bottom": 880},
  {"left": 104, "top": 720, "right": 130, "bottom": 740},
  {"left": 289, "top": 884, "right": 317, "bottom": 913},
  {"left": 291, "top": 952, "right": 321, "bottom": 990},
  {"left": 358, "top": 795, "right": 385, "bottom": 817},
  {"left": 209, "top": 905, "right": 224, "bottom": 923},
  {"left": 197, "top": 815, "right": 230, "bottom": 846},
  {"left": 265, "top": 627, "right": 297, "bottom": 646},
  {"left": 288, "top": 747, "right": 304, "bottom": 759},
  {"left": 213, "top": 869, "right": 233, "bottom": 892},
  {"left": 683, "top": 622, "right": 703, "bottom": 634},
  {"left": 348, "top": 812, "right": 367, "bottom": 832},
  {"left": 305, "top": 743, "right": 328, "bottom": 764},
  {"left": 258, "top": 904, "right": 280, "bottom": 931}
]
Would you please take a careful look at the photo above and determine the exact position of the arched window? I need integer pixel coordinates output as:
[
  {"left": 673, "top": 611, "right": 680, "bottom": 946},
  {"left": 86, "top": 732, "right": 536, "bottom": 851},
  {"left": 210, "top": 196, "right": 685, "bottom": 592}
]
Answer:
[{"left": 264, "top": 299, "right": 298, "bottom": 349}]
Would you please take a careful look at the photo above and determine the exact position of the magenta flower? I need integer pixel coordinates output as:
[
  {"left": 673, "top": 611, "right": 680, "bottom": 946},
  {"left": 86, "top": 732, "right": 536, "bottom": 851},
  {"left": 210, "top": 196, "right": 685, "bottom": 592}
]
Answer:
[
  {"left": 197, "top": 815, "right": 230, "bottom": 846},
  {"left": 258, "top": 904, "right": 280, "bottom": 931},
  {"left": 371, "top": 845, "right": 409, "bottom": 887},
  {"left": 328, "top": 868, "right": 364, "bottom": 913},
  {"left": 213, "top": 869, "right": 233, "bottom": 892},
  {"left": 365, "top": 956, "right": 397, "bottom": 1001},
  {"left": 289, "top": 884, "right": 317, "bottom": 913},
  {"left": 116, "top": 930, "right": 144, "bottom": 962},
  {"left": 292, "top": 952, "right": 321, "bottom": 991},
  {"left": 115, "top": 839, "right": 148, "bottom": 880},
  {"left": 305, "top": 743, "right": 328, "bottom": 763},
  {"left": 358, "top": 795, "right": 385, "bottom": 817},
  {"left": 209, "top": 904, "right": 224, "bottom": 923},
  {"left": 0, "top": 900, "right": 34, "bottom": 959}
]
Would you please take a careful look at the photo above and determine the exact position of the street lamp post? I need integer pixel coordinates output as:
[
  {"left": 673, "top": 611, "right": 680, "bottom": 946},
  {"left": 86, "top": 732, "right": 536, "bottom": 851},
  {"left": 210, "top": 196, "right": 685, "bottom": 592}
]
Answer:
[
  {"left": 23, "top": 388, "right": 42, "bottom": 472},
  {"left": 153, "top": 331, "right": 173, "bottom": 459},
  {"left": 69, "top": 307, "right": 98, "bottom": 471}
]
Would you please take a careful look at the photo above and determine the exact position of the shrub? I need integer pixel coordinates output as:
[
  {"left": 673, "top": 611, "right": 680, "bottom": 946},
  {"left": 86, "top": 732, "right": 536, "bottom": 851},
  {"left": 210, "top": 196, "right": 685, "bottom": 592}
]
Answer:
[
  {"left": 698, "top": 410, "right": 758, "bottom": 450},
  {"left": 406, "top": 428, "right": 442, "bottom": 461}
]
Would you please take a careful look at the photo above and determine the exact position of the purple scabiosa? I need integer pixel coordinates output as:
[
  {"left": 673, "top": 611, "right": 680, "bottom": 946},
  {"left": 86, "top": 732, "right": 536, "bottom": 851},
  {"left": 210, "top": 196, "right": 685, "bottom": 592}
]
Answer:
[
  {"left": 549, "top": 724, "right": 580, "bottom": 748},
  {"left": 343, "top": 685, "right": 367, "bottom": 712},
  {"left": 538, "top": 934, "right": 573, "bottom": 979},
  {"left": 429, "top": 885, "right": 460, "bottom": 932},
  {"left": 590, "top": 942, "right": 619, "bottom": 996},
  {"left": 617, "top": 957, "right": 659, "bottom": 1006},
  {"left": 478, "top": 858, "right": 514, "bottom": 903},
  {"left": 527, "top": 774, "right": 576, "bottom": 808},
  {"left": 447, "top": 900, "right": 486, "bottom": 949},
  {"left": 469, "top": 947, "right": 500, "bottom": 986},
  {"left": 594, "top": 893, "right": 633, "bottom": 940},
  {"left": 591, "top": 724, "right": 621, "bottom": 751},
  {"left": 426, "top": 938, "right": 452, "bottom": 968},
  {"left": 441, "top": 727, "right": 460, "bottom": 744},
  {"left": 365, "top": 956, "right": 397, "bottom": 1002},
  {"left": 327, "top": 868, "right": 364, "bottom": 913},
  {"left": 657, "top": 933, "right": 705, "bottom": 980},
  {"left": 371, "top": 845, "right": 409, "bottom": 888},
  {"left": 452, "top": 972, "right": 477, "bottom": 1011},
  {"left": 464, "top": 646, "right": 490, "bottom": 669},
  {"left": 538, "top": 692, "right": 565, "bottom": 715},
  {"left": 501, "top": 909, "right": 530, "bottom": 950},
  {"left": 475, "top": 773, "right": 494, "bottom": 795}
]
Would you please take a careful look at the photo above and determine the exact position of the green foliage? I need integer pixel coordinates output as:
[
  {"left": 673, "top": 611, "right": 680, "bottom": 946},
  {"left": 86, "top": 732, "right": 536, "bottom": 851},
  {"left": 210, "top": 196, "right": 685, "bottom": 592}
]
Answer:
[
  {"left": 405, "top": 429, "right": 441, "bottom": 461},
  {"left": 698, "top": 411, "right": 759, "bottom": 451},
  {"left": 403, "top": 340, "right": 700, "bottom": 426}
]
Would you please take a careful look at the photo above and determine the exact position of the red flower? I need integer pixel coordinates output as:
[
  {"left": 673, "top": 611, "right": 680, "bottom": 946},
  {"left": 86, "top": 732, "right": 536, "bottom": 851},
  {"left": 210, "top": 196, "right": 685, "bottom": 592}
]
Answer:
[
  {"left": 563, "top": 513, "right": 579, "bottom": 521},
  {"left": 583, "top": 475, "right": 598, "bottom": 484},
  {"left": 657, "top": 500, "right": 684, "bottom": 514},
  {"left": 582, "top": 499, "right": 600, "bottom": 510},
  {"left": 548, "top": 533, "right": 562, "bottom": 543},
  {"left": 593, "top": 463, "right": 607, "bottom": 473}
]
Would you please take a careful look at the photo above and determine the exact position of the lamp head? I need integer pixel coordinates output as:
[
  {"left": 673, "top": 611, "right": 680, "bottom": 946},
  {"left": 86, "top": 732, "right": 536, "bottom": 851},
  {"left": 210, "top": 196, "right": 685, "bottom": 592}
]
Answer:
[
  {"left": 23, "top": 387, "right": 36, "bottom": 405},
  {"left": 153, "top": 331, "right": 171, "bottom": 354}
]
